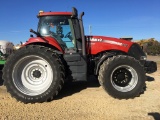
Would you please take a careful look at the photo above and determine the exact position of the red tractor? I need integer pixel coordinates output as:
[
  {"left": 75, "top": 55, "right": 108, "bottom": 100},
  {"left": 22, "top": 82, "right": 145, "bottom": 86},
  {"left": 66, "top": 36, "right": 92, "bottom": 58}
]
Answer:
[{"left": 3, "top": 8, "right": 157, "bottom": 103}]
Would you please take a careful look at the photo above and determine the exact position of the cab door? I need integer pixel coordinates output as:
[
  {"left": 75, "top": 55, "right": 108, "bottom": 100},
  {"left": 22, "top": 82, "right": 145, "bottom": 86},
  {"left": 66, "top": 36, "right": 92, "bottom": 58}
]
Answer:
[{"left": 63, "top": 18, "right": 87, "bottom": 81}]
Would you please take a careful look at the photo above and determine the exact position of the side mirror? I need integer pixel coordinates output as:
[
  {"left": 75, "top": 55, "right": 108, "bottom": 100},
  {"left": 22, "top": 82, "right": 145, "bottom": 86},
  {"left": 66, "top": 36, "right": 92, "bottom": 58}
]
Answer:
[{"left": 30, "top": 34, "right": 34, "bottom": 37}]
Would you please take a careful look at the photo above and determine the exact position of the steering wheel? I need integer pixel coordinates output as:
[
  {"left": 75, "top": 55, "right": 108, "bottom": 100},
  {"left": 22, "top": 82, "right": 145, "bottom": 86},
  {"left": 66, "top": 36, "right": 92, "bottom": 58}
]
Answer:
[{"left": 65, "top": 32, "right": 71, "bottom": 38}]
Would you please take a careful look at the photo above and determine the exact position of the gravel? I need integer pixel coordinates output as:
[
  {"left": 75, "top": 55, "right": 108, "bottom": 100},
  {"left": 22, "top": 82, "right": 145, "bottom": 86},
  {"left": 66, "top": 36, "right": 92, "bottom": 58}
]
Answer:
[{"left": 0, "top": 56, "right": 159, "bottom": 120}]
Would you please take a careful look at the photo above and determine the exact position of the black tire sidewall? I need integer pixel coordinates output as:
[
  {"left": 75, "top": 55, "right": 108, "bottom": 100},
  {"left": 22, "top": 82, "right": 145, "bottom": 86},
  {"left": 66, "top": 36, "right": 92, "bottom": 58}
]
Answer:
[
  {"left": 101, "top": 56, "right": 145, "bottom": 99},
  {"left": 4, "top": 45, "right": 63, "bottom": 103}
]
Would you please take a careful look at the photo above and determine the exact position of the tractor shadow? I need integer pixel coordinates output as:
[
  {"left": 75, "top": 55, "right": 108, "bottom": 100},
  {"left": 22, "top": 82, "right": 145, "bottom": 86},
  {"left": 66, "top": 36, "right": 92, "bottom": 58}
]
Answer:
[
  {"left": 148, "top": 112, "right": 160, "bottom": 120},
  {"left": 146, "top": 75, "right": 155, "bottom": 82},
  {"left": 139, "top": 75, "right": 155, "bottom": 93},
  {"left": 55, "top": 75, "right": 100, "bottom": 100},
  {"left": 56, "top": 75, "right": 156, "bottom": 100}
]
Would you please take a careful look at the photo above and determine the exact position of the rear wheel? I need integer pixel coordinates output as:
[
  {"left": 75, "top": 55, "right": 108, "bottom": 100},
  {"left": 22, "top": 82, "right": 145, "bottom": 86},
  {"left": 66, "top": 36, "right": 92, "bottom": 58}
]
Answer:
[
  {"left": 98, "top": 55, "right": 146, "bottom": 99},
  {"left": 3, "top": 45, "right": 65, "bottom": 103}
]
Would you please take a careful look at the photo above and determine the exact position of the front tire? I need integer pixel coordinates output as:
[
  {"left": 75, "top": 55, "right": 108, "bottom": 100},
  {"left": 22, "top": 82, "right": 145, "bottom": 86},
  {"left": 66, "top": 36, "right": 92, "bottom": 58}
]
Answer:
[
  {"left": 98, "top": 55, "right": 146, "bottom": 99},
  {"left": 3, "top": 45, "right": 65, "bottom": 103}
]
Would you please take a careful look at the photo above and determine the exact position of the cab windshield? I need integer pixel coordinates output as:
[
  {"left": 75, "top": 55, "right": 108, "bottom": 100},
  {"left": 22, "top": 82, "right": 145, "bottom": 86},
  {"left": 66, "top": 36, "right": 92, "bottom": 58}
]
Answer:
[{"left": 37, "top": 16, "right": 75, "bottom": 49}]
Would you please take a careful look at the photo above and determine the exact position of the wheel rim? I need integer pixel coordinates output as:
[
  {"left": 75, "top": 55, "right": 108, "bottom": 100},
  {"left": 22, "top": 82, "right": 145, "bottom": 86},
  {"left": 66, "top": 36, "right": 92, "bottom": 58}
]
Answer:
[
  {"left": 111, "top": 65, "right": 138, "bottom": 92},
  {"left": 12, "top": 55, "right": 53, "bottom": 96}
]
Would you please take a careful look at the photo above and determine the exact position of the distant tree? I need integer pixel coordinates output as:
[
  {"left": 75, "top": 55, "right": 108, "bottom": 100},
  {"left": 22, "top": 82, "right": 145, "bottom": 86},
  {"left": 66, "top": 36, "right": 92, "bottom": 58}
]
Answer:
[
  {"left": 136, "top": 38, "right": 160, "bottom": 56},
  {"left": 147, "top": 44, "right": 160, "bottom": 55}
]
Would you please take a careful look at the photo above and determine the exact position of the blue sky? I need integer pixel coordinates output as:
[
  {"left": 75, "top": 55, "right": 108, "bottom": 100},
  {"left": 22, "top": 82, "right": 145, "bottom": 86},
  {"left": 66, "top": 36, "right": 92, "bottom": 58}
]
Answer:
[{"left": 0, "top": 0, "right": 160, "bottom": 44}]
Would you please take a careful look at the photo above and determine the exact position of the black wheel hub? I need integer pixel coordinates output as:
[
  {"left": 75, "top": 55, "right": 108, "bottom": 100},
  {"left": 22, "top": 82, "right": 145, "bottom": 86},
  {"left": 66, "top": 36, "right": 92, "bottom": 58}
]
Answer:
[
  {"left": 33, "top": 70, "right": 41, "bottom": 78},
  {"left": 112, "top": 68, "right": 132, "bottom": 87}
]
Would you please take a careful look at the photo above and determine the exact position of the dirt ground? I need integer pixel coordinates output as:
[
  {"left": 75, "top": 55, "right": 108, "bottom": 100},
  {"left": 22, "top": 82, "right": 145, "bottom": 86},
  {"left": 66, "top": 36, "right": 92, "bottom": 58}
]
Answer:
[{"left": 0, "top": 56, "right": 159, "bottom": 120}]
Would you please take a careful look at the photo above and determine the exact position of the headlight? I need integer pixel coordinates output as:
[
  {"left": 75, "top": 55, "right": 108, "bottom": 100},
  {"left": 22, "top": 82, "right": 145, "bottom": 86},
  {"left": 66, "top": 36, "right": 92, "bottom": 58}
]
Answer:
[{"left": 140, "top": 56, "right": 147, "bottom": 60}]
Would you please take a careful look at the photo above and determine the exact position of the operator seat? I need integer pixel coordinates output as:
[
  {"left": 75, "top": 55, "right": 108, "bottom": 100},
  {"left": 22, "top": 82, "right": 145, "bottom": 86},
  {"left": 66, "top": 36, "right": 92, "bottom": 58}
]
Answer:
[{"left": 51, "top": 24, "right": 67, "bottom": 49}]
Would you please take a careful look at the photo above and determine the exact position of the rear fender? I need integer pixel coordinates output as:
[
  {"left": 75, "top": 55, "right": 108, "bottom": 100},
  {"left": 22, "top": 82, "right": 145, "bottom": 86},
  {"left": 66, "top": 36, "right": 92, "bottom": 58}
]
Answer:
[{"left": 24, "top": 37, "right": 64, "bottom": 53}]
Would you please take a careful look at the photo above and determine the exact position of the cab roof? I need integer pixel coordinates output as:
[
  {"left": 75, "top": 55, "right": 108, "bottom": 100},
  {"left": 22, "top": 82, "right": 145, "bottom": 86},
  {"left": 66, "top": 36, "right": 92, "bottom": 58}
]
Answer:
[{"left": 38, "top": 11, "right": 72, "bottom": 17}]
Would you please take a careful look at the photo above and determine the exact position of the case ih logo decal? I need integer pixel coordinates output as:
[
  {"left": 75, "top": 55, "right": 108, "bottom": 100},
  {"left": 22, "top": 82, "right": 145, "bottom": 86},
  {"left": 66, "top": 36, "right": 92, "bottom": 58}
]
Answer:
[
  {"left": 87, "top": 37, "right": 103, "bottom": 42},
  {"left": 87, "top": 37, "right": 128, "bottom": 47}
]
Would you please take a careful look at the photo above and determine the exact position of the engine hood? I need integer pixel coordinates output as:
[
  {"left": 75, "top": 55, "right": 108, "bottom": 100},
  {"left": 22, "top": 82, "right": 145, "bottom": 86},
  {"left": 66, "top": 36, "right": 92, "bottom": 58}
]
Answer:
[{"left": 85, "top": 36, "right": 134, "bottom": 55}]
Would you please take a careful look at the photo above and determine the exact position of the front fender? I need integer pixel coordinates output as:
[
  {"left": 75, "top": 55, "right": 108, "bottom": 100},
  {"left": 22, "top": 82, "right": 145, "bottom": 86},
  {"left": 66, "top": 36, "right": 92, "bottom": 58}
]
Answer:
[{"left": 95, "top": 52, "right": 115, "bottom": 75}]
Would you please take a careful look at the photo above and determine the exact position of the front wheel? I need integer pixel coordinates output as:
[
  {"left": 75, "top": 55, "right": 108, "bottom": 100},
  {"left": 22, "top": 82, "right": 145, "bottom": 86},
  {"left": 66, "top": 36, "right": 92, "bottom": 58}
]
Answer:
[
  {"left": 3, "top": 45, "right": 65, "bottom": 103},
  {"left": 98, "top": 55, "right": 146, "bottom": 99}
]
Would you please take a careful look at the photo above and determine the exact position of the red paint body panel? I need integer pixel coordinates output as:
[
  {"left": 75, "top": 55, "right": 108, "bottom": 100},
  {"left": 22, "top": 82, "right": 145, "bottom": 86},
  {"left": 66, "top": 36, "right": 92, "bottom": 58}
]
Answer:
[
  {"left": 24, "top": 35, "right": 134, "bottom": 55},
  {"left": 24, "top": 37, "right": 64, "bottom": 53},
  {"left": 86, "top": 36, "right": 134, "bottom": 55}
]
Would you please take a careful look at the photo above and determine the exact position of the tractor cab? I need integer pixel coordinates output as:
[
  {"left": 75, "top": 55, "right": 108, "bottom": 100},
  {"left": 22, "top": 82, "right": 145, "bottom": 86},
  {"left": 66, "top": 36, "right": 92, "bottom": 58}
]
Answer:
[
  {"left": 37, "top": 8, "right": 84, "bottom": 54},
  {"left": 38, "top": 14, "right": 74, "bottom": 49}
]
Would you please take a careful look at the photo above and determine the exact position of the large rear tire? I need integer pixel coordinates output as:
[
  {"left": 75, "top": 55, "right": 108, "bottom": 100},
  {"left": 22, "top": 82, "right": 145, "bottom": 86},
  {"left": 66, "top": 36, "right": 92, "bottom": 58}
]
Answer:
[
  {"left": 3, "top": 45, "right": 65, "bottom": 103},
  {"left": 98, "top": 55, "right": 146, "bottom": 99}
]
